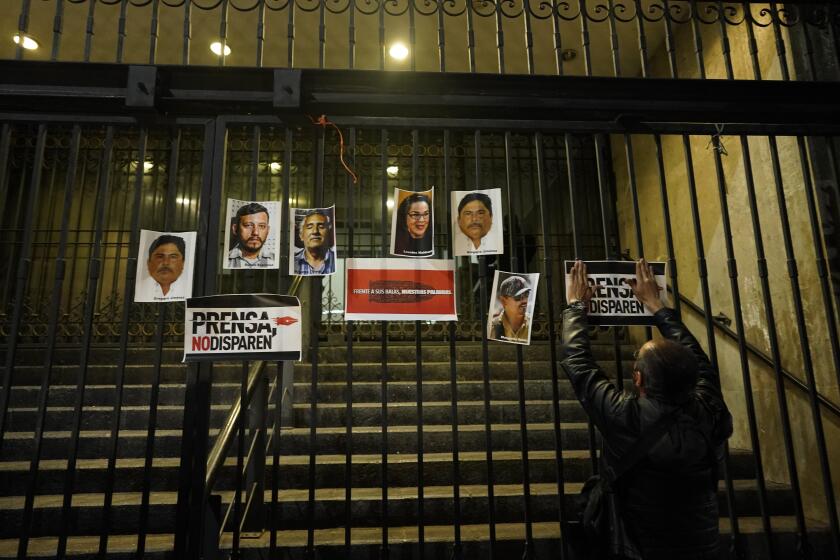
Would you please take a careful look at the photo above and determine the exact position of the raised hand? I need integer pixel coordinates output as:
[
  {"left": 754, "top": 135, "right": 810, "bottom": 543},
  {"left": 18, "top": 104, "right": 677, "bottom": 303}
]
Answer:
[
  {"left": 566, "top": 260, "right": 593, "bottom": 307},
  {"left": 627, "top": 258, "right": 664, "bottom": 313}
]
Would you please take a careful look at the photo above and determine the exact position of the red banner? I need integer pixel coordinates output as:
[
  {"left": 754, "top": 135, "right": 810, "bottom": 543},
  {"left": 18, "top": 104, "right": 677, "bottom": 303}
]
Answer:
[{"left": 344, "top": 258, "right": 457, "bottom": 321}]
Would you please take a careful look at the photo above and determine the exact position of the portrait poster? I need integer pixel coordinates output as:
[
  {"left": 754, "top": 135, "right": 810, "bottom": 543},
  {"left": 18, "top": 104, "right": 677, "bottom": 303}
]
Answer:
[
  {"left": 134, "top": 229, "right": 197, "bottom": 303},
  {"left": 289, "top": 206, "right": 338, "bottom": 276},
  {"left": 563, "top": 260, "right": 668, "bottom": 326},
  {"left": 344, "top": 258, "right": 457, "bottom": 321},
  {"left": 224, "top": 198, "right": 280, "bottom": 270},
  {"left": 487, "top": 270, "right": 539, "bottom": 346},
  {"left": 451, "top": 188, "right": 504, "bottom": 256},
  {"left": 183, "top": 293, "right": 302, "bottom": 362},
  {"left": 390, "top": 187, "right": 435, "bottom": 258}
]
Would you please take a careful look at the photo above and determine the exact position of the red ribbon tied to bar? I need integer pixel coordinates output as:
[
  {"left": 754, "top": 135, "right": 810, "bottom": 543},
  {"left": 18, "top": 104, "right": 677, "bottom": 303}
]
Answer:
[{"left": 307, "top": 114, "right": 359, "bottom": 185}]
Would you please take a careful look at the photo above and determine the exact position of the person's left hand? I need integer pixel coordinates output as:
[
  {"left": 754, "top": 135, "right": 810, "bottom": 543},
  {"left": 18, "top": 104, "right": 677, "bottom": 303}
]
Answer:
[{"left": 567, "top": 260, "right": 593, "bottom": 306}]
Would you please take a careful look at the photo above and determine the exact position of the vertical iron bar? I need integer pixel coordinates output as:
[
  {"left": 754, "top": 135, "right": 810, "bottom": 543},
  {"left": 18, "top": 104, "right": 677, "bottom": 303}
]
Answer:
[
  {"left": 348, "top": 0, "right": 355, "bottom": 69},
  {"left": 379, "top": 127, "right": 390, "bottom": 559},
  {"left": 306, "top": 125, "right": 326, "bottom": 558},
  {"left": 408, "top": 0, "right": 416, "bottom": 71},
  {"left": 182, "top": 1, "right": 192, "bottom": 64},
  {"left": 83, "top": 0, "right": 96, "bottom": 63},
  {"left": 662, "top": 0, "right": 678, "bottom": 77},
  {"left": 269, "top": 361, "right": 283, "bottom": 556},
  {"left": 344, "top": 127, "right": 356, "bottom": 555},
  {"left": 633, "top": 0, "right": 649, "bottom": 77},
  {"left": 138, "top": 129, "right": 181, "bottom": 557},
  {"left": 444, "top": 129, "right": 463, "bottom": 560},
  {"left": 318, "top": 0, "right": 326, "bottom": 68},
  {"left": 770, "top": 1, "right": 791, "bottom": 81},
  {"left": 219, "top": 0, "right": 230, "bottom": 68},
  {"left": 563, "top": 134, "right": 599, "bottom": 465},
  {"left": 16, "top": 125, "right": 81, "bottom": 559},
  {"left": 0, "top": 120, "right": 44, "bottom": 497},
  {"left": 579, "top": 0, "right": 592, "bottom": 75},
  {"left": 288, "top": 0, "right": 296, "bottom": 67},
  {"left": 436, "top": 0, "right": 446, "bottom": 71},
  {"left": 622, "top": 133, "right": 651, "bottom": 341},
  {"left": 652, "top": 135, "right": 680, "bottom": 318},
  {"left": 116, "top": 0, "right": 128, "bottom": 64},
  {"left": 57, "top": 125, "right": 115, "bottom": 559},
  {"left": 681, "top": 135, "right": 743, "bottom": 559},
  {"left": 51, "top": 0, "right": 64, "bottom": 61},
  {"left": 508, "top": 137, "right": 534, "bottom": 558},
  {"left": 710, "top": 136, "right": 776, "bottom": 558},
  {"left": 550, "top": 0, "right": 563, "bottom": 75},
  {"left": 257, "top": 0, "right": 267, "bottom": 67},
  {"left": 494, "top": 0, "right": 505, "bottom": 73},
  {"left": 607, "top": 0, "right": 621, "bottom": 76},
  {"left": 688, "top": 0, "right": 705, "bottom": 78},
  {"left": 532, "top": 131, "right": 568, "bottom": 560},
  {"left": 466, "top": 0, "right": 476, "bottom": 73},
  {"left": 15, "top": 0, "right": 32, "bottom": 60},
  {"left": 593, "top": 133, "right": 625, "bottom": 409},
  {"left": 412, "top": 129, "right": 425, "bottom": 554},
  {"left": 523, "top": 0, "right": 535, "bottom": 74},
  {"left": 716, "top": 0, "right": 734, "bottom": 80},
  {"left": 476, "top": 131, "right": 497, "bottom": 559},
  {"left": 149, "top": 0, "right": 160, "bottom": 63},
  {"left": 232, "top": 361, "right": 247, "bottom": 558},
  {"left": 378, "top": 0, "right": 385, "bottom": 69},
  {"left": 98, "top": 129, "right": 149, "bottom": 557},
  {"left": 738, "top": 134, "right": 810, "bottom": 558}
]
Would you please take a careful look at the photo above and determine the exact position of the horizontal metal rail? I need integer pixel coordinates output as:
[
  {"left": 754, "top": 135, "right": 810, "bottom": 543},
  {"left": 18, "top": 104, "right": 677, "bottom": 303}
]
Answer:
[{"left": 678, "top": 292, "right": 840, "bottom": 418}]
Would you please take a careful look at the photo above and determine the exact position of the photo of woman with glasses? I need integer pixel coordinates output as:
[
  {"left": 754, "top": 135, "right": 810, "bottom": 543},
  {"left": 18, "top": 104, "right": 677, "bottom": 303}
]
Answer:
[{"left": 390, "top": 187, "right": 435, "bottom": 258}]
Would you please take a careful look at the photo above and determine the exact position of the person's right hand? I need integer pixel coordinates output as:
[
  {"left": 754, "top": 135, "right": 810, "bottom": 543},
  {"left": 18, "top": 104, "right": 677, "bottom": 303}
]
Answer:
[{"left": 627, "top": 258, "right": 664, "bottom": 313}]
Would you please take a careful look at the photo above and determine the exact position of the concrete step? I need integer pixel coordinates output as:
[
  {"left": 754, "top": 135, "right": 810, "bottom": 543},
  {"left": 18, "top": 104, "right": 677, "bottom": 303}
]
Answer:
[
  {"left": 0, "top": 449, "right": 760, "bottom": 496},
  {"left": 1, "top": 423, "right": 596, "bottom": 461},
  {"left": 1, "top": 517, "right": 834, "bottom": 559},
  {"left": 0, "top": 480, "right": 794, "bottom": 538},
  {"left": 7, "top": 340, "right": 631, "bottom": 367}
]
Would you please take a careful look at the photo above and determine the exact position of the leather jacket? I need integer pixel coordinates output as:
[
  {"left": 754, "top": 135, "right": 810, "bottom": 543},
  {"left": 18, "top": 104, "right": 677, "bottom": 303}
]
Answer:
[{"left": 561, "top": 306, "right": 733, "bottom": 559}]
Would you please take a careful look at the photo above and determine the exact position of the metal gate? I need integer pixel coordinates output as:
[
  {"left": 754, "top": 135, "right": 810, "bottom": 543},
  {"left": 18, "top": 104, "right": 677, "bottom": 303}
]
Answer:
[{"left": 1, "top": 64, "right": 840, "bottom": 559}]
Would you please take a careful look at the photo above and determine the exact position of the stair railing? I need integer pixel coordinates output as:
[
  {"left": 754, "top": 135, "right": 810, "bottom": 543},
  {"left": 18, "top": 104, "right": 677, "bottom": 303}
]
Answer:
[
  {"left": 202, "top": 276, "right": 303, "bottom": 557},
  {"left": 677, "top": 292, "right": 840, "bottom": 418}
]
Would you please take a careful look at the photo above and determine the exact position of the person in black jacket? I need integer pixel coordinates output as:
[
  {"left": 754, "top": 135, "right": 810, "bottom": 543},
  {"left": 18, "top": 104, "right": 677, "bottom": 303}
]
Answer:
[{"left": 562, "top": 259, "right": 733, "bottom": 560}]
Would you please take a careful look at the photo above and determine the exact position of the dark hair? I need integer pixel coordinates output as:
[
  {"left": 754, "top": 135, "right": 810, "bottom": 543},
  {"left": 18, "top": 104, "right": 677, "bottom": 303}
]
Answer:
[
  {"left": 148, "top": 234, "right": 185, "bottom": 260},
  {"left": 635, "top": 338, "right": 698, "bottom": 402},
  {"left": 235, "top": 202, "right": 270, "bottom": 222},
  {"left": 395, "top": 193, "right": 432, "bottom": 234},
  {"left": 457, "top": 192, "right": 492, "bottom": 216}
]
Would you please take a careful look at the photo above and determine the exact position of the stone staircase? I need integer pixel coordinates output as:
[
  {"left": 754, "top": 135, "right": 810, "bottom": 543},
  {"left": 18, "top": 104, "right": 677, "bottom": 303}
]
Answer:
[{"left": 0, "top": 338, "right": 832, "bottom": 558}]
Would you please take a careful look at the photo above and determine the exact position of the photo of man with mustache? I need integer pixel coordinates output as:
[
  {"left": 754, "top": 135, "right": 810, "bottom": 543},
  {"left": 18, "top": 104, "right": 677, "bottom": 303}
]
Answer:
[
  {"left": 451, "top": 189, "right": 504, "bottom": 257},
  {"left": 291, "top": 206, "right": 337, "bottom": 276},
  {"left": 134, "top": 230, "right": 196, "bottom": 302},
  {"left": 225, "top": 200, "right": 279, "bottom": 269}
]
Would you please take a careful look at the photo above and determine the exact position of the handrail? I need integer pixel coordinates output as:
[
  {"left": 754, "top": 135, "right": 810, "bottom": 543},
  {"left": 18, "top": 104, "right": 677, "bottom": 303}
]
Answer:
[
  {"left": 205, "top": 275, "right": 304, "bottom": 495},
  {"left": 677, "top": 293, "right": 840, "bottom": 419}
]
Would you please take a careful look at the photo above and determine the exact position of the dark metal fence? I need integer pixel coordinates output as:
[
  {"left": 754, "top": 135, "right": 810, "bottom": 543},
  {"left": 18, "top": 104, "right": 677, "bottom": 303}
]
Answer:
[
  {"left": 0, "top": 38, "right": 839, "bottom": 560},
  {"left": 3, "top": 1, "right": 840, "bottom": 80}
]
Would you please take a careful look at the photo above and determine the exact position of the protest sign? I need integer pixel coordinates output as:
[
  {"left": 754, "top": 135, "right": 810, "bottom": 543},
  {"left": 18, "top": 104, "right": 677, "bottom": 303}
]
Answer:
[
  {"left": 183, "top": 294, "right": 302, "bottom": 362},
  {"left": 344, "top": 258, "right": 457, "bottom": 321},
  {"left": 563, "top": 260, "right": 667, "bottom": 326}
]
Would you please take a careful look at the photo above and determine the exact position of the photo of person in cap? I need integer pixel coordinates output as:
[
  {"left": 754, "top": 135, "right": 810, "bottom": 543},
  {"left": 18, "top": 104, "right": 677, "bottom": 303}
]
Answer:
[{"left": 487, "top": 271, "right": 539, "bottom": 345}]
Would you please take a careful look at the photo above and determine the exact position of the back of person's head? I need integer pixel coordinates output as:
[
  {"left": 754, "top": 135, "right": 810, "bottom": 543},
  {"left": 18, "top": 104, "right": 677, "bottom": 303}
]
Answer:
[{"left": 635, "top": 338, "right": 698, "bottom": 402}]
